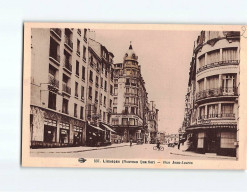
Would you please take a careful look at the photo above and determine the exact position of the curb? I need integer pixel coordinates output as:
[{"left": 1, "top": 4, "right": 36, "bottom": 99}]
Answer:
[
  {"left": 170, "top": 152, "right": 236, "bottom": 160},
  {"left": 33, "top": 144, "right": 132, "bottom": 154}
]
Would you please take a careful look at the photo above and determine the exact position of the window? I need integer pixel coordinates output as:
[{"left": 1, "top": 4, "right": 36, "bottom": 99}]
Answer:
[
  {"left": 131, "top": 107, "right": 135, "bottom": 114},
  {"left": 198, "top": 54, "right": 205, "bottom": 68},
  {"left": 114, "top": 88, "right": 118, "bottom": 96},
  {"left": 222, "top": 74, "right": 236, "bottom": 93},
  {"left": 220, "top": 132, "right": 236, "bottom": 148},
  {"left": 96, "top": 76, "right": 99, "bottom": 87},
  {"left": 102, "top": 63, "right": 104, "bottom": 72},
  {"left": 126, "top": 88, "right": 129, "bottom": 93},
  {"left": 110, "top": 85, "right": 113, "bottom": 95},
  {"left": 222, "top": 47, "right": 238, "bottom": 61},
  {"left": 199, "top": 106, "right": 205, "bottom": 119},
  {"left": 113, "top": 97, "right": 117, "bottom": 104},
  {"left": 81, "top": 86, "right": 84, "bottom": 99},
  {"left": 80, "top": 106, "right": 84, "bottom": 120},
  {"left": 113, "top": 107, "right": 117, "bottom": 114},
  {"left": 207, "top": 75, "right": 219, "bottom": 89},
  {"left": 125, "top": 97, "right": 129, "bottom": 104},
  {"left": 100, "top": 94, "right": 102, "bottom": 105},
  {"left": 101, "top": 78, "right": 103, "bottom": 88},
  {"left": 84, "top": 29, "right": 87, "bottom": 41},
  {"left": 82, "top": 66, "right": 85, "bottom": 80},
  {"left": 126, "top": 78, "right": 130, "bottom": 85},
  {"left": 95, "top": 91, "right": 98, "bottom": 102},
  {"left": 49, "top": 37, "right": 60, "bottom": 62},
  {"left": 207, "top": 104, "right": 218, "bottom": 118},
  {"left": 89, "top": 86, "right": 92, "bottom": 99},
  {"left": 75, "top": 82, "right": 78, "bottom": 97},
  {"left": 104, "top": 96, "right": 106, "bottom": 106},
  {"left": 96, "top": 62, "right": 99, "bottom": 71},
  {"left": 221, "top": 104, "right": 234, "bottom": 117},
  {"left": 48, "top": 91, "right": 56, "bottom": 110},
  {"left": 122, "top": 118, "right": 128, "bottom": 126},
  {"left": 207, "top": 49, "right": 220, "bottom": 64},
  {"left": 77, "top": 39, "right": 80, "bottom": 55},
  {"left": 104, "top": 81, "right": 107, "bottom": 91},
  {"left": 129, "top": 118, "right": 135, "bottom": 126},
  {"left": 124, "top": 107, "right": 128, "bottom": 114},
  {"left": 62, "top": 98, "right": 69, "bottom": 114},
  {"left": 83, "top": 46, "right": 86, "bottom": 60},
  {"left": 197, "top": 132, "right": 205, "bottom": 148},
  {"left": 89, "top": 70, "right": 93, "bottom": 82},
  {"left": 76, "top": 61, "right": 79, "bottom": 76},
  {"left": 110, "top": 99, "right": 112, "bottom": 108},
  {"left": 112, "top": 118, "right": 119, "bottom": 125},
  {"left": 198, "top": 79, "right": 204, "bottom": 92},
  {"left": 64, "top": 50, "right": 72, "bottom": 72},
  {"left": 103, "top": 112, "right": 106, "bottom": 122},
  {"left": 74, "top": 103, "right": 78, "bottom": 117}
]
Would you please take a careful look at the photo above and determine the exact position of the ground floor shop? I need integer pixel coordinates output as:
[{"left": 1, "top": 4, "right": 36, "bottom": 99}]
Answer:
[
  {"left": 112, "top": 126, "right": 146, "bottom": 143},
  {"left": 86, "top": 123, "right": 115, "bottom": 147},
  {"left": 30, "top": 105, "right": 86, "bottom": 148},
  {"left": 186, "top": 124, "right": 237, "bottom": 157}
]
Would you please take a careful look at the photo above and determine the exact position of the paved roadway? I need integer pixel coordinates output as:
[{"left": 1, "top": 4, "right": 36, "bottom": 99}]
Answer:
[{"left": 30, "top": 144, "right": 235, "bottom": 160}]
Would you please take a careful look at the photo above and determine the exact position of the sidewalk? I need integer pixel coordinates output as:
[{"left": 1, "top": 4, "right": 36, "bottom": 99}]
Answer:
[
  {"left": 169, "top": 148, "right": 237, "bottom": 160},
  {"left": 30, "top": 143, "right": 132, "bottom": 154}
]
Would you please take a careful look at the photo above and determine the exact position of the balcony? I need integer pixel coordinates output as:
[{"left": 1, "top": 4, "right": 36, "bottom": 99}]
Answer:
[
  {"left": 196, "top": 87, "right": 238, "bottom": 101},
  {"left": 197, "top": 60, "right": 239, "bottom": 74},
  {"left": 198, "top": 113, "right": 235, "bottom": 124},
  {"left": 77, "top": 50, "right": 80, "bottom": 56},
  {"left": 49, "top": 53, "right": 60, "bottom": 65},
  {"left": 48, "top": 75, "right": 59, "bottom": 89},
  {"left": 64, "top": 36, "right": 73, "bottom": 51},
  {"left": 124, "top": 92, "right": 137, "bottom": 96},
  {"left": 124, "top": 102, "right": 138, "bottom": 106},
  {"left": 50, "top": 28, "right": 62, "bottom": 39},
  {"left": 95, "top": 83, "right": 99, "bottom": 88},
  {"left": 62, "top": 83, "right": 71, "bottom": 95},
  {"left": 77, "top": 29, "right": 81, "bottom": 35},
  {"left": 63, "top": 59, "right": 72, "bottom": 73}
]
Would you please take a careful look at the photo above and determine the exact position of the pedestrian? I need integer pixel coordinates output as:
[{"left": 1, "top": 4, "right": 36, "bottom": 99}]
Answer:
[
  {"left": 130, "top": 138, "right": 133, "bottom": 147},
  {"left": 178, "top": 141, "right": 180, "bottom": 150}
]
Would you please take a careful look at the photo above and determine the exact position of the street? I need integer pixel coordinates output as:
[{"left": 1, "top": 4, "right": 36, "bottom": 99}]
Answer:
[{"left": 30, "top": 144, "right": 236, "bottom": 160}]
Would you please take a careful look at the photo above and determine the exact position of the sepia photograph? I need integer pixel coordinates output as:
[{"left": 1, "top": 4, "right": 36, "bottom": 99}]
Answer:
[{"left": 22, "top": 23, "right": 247, "bottom": 169}]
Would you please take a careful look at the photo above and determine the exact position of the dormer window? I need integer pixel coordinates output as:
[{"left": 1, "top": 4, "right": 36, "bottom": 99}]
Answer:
[
  {"left": 132, "top": 54, "right": 135, "bottom": 58},
  {"left": 125, "top": 53, "right": 128, "bottom": 57}
]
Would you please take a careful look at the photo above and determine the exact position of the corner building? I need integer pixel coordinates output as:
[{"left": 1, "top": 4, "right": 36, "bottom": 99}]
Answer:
[
  {"left": 183, "top": 31, "right": 240, "bottom": 156},
  {"left": 111, "top": 44, "right": 149, "bottom": 143}
]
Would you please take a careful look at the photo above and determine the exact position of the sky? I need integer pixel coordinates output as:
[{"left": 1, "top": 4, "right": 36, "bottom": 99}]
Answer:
[{"left": 93, "top": 29, "right": 200, "bottom": 134}]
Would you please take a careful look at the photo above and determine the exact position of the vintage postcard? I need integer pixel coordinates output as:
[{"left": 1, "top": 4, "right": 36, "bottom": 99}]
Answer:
[{"left": 22, "top": 23, "right": 247, "bottom": 169}]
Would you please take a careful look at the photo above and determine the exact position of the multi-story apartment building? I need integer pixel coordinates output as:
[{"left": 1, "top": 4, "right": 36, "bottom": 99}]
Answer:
[
  {"left": 111, "top": 44, "right": 150, "bottom": 143},
  {"left": 30, "top": 28, "right": 89, "bottom": 148},
  {"left": 183, "top": 31, "right": 240, "bottom": 156},
  {"left": 85, "top": 38, "right": 115, "bottom": 146},
  {"left": 147, "top": 101, "right": 159, "bottom": 143}
]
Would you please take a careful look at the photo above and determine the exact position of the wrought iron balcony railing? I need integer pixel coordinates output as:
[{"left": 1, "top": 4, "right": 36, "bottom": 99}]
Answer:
[
  {"left": 197, "top": 60, "right": 239, "bottom": 74},
  {"left": 48, "top": 75, "right": 59, "bottom": 89},
  {"left": 49, "top": 53, "right": 60, "bottom": 63},
  {"left": 62, "top": 83, "right": 71, "bottom": 95},
  {"left": 198, "top": 113, "right": 235, "bottom": 120},
  {"left": 196, "top": 87, "right": 238, "bottom": 101},
  {"left": 64, "top": 59, "right": 72, "bottom": 72},
  {"left": 64, "top": 36, "right": 73, "bottom": 50}
]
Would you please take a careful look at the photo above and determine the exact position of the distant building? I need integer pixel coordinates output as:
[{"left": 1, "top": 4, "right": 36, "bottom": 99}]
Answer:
[
  {"left": 164, "top": 134, "right": 179, "bottom": 145},
  {"left": 147, "top": 101, "right": 159, "bottom": 143},
  {"left": 111, "top": 43, "right": 152, "bottom": 143},
  {"left": 182, "top": 31, "right": 240, "bottom": 156}
]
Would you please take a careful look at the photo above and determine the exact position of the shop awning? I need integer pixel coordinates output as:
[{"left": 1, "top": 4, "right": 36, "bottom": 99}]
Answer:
[
  {"left": 89, "top": 124, "right": 105, "bottom": 132},
  {"left": 102, "top": 124, "right": 116, "bottom": 133}
]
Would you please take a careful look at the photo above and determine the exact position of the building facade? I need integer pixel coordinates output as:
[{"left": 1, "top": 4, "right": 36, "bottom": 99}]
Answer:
[
  {"left": 182, "top": 31, "right": 240, "bottom": 156},
  {"left": 111, "top": 44, "right": 150, "bottom": 143},
  {"left": 30, "top": 28, "right": 89, "bottom": 148},
  {"left": 147, "top": 101, "right": 159, "bottom": 143}
]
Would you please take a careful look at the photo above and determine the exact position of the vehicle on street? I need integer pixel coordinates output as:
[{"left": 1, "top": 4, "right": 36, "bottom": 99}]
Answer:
[{"left": 153, "top": 145, "right": 164, "bottom": 151}]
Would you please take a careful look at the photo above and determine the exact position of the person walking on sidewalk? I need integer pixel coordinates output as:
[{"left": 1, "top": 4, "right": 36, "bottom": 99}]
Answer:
[
  {"left": 130, "top": 138, "right": 133, "bottom": 147},
  {"left": 178, "top": 141, "right": 180, "bottom": 150}
]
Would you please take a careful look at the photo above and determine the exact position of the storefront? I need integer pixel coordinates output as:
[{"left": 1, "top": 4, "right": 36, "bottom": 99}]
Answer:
[
  {"left": 43, "top": 119, "right": 57, "bottom": 143},
  {"left": 187, "top": 124, "right": 237, "bottom": 157},
  {"left": 59, "top": 122, "right": 70, "bottom": 145},
  {"left": 73, "top": 126, "right": 83, "bottom": 146},
  {"left": 86, "top": 124, "right": 105, "bottom": 146}
]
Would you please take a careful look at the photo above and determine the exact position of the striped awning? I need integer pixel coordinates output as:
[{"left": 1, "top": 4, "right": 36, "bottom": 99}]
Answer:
[
  {"left": 89, "top": 124, "right": 105, "bottom": 131},
  {"left": 102, "top": 124, "right": 116, "bottom": 133}
]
